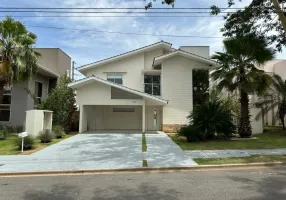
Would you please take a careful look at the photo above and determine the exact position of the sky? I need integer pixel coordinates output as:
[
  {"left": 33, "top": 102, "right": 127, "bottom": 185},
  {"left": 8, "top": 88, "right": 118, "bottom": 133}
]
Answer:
[{"left": 1, "top": 0, "right": 286, "bottom": 79}]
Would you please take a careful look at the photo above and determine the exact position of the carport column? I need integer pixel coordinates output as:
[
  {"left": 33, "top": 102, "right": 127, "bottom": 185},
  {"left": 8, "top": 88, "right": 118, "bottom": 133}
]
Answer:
[
  {"left": 79, "top": 105, "right": 87, "bottom": 133},
  {"left": 142, "top": 101, "right": 146, "bottom": 133}
]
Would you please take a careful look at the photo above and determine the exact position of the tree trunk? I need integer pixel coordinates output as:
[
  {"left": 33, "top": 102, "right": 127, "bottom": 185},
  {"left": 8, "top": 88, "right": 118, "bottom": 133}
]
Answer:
[
  {"left": 0, "top": 80, "right": 6, "bottom": 104},
  {"left": 238, "top": 90, "right": 252, "bottom": 137},
  {"left": 271, "top": 0, "right": 286, "bottom": 33}
]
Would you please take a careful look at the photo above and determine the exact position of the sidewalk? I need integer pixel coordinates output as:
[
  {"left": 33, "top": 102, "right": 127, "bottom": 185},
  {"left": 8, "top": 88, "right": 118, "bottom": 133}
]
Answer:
[{"left": 185, "top": 149, "right": 286, "bottom": 159}]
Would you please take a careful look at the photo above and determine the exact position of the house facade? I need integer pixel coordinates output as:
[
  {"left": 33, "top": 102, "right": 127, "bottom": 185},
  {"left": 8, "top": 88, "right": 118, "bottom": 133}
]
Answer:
[
  {"left": 69, "top": 41, "right": 216, "bottom": 133},
  {"left": 0, "top": 48, "right": 71, "bottom": 127}
]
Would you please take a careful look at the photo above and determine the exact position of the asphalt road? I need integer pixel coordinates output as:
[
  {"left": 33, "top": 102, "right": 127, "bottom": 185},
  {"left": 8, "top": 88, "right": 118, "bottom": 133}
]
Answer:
[{"left": 0, "top": 167, "right": 286, "bottom": 200}]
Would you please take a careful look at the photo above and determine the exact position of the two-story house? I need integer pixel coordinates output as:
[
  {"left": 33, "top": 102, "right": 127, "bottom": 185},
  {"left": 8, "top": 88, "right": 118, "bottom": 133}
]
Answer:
[
  {"left": 0, "top": 48, "right": 71, "bottom": 127},
  {"left": 69, "top": 41, "right": 216, "bottom": 133}
]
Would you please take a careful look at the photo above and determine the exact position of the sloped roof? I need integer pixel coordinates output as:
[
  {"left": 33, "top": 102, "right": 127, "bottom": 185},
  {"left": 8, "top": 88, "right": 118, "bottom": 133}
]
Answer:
[
  {"left": 153, "top": 50, "right": 217, "bottom": 66},
  {"left": 77, "top": 41, "right": 172, "bottom": 72},
  {"left": 68, "top": 75, "right": 168, "bottom": 104}
]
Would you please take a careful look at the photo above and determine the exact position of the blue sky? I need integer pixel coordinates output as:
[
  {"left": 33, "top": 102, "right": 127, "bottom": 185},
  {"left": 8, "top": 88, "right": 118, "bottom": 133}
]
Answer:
[{"left": 1, "top": 0, "right": 285, "bottom": 79}]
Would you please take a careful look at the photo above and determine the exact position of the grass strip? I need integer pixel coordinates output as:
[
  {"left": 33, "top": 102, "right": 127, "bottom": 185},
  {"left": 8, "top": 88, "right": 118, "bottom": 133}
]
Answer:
[
  {"left": 142, "top": 133, "right": 147, "bottom": 152},
  {"left": 194, "top": 155, "right": 286, "bottom": 165}
]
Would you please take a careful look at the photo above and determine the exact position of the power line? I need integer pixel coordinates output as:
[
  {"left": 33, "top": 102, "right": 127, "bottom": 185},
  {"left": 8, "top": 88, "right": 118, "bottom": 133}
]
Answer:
[
  {"left": 0, "top": 11, "right": 237, "bottom": 14},
  {"left": 0, "top": 7, "right": 247, "bottom": 10},
  {"left": 2, "top": 15, "right": 223, "bottom": 18},
  {"left": 26, "top": 25, "right": 223, "bottom": 39}
]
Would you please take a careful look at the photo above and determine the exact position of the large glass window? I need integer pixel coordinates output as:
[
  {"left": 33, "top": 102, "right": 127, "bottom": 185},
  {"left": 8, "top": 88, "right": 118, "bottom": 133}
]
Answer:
[
  {"left": 193, "top": 69, "right": 209, "bottom": 106},
  {"left": 0, "top": 85, "right": 12, "bottom": 122},
  {"left": 144, "top": 75, "right": 161, "bottom": 96},
  {"left": 107, "top": 74, "right": 123, "bottom": 85}
]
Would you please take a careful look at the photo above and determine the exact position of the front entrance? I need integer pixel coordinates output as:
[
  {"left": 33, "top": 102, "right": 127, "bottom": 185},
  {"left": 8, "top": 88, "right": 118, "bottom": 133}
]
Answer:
[{"left": 146, "top": 106, "right": 162, "bottom": 131}]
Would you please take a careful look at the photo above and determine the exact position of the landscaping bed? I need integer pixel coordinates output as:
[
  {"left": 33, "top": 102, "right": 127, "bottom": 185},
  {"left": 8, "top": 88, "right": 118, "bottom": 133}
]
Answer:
[
  {"left": 0, "top": 134, "right": 75, "bottom": 155},
  {"left": 169, "top": 128, "right": 286, "bottom": 151},
  {"left": 194, "top": 155, "right": 286, "bottom": 165}
]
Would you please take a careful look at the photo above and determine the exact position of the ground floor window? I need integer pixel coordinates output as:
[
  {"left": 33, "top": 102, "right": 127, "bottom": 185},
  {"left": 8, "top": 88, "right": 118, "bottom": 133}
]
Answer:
[
  {"left": 0, "top": 85, "right": 12, "bottom": 122},
  {"left": 35, "top": 81, "right": 43, "bottom": 104}
]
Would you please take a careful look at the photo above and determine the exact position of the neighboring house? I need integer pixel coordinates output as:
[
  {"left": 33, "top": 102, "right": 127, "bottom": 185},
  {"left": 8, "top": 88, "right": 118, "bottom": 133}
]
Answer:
[
  {"left": 69, "top": 41, "right": 216, "bottom": 133},
  {"left": 0, "top": 48, "right": 71, "bottom": 127},
  {"left": 258, "top": 59, "right": 286, "bottom": 126}
]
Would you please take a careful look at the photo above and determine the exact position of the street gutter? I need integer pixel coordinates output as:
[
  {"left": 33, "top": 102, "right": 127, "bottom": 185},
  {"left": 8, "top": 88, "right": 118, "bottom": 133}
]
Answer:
[{"left": 1, "top": 162, "right": 286, "bottom": 177}]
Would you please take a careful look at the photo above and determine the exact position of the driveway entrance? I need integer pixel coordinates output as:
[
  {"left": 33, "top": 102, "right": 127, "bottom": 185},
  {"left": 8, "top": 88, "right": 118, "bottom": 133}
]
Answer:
[{"left": 0, "top": 134, "right": 143, "bottom": 172}]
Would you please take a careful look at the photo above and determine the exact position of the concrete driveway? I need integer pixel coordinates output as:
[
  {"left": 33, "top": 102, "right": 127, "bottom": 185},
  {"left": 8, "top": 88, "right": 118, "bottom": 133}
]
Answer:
[{"left": 0, "top": 134, "right": 143, "bottom": 172}]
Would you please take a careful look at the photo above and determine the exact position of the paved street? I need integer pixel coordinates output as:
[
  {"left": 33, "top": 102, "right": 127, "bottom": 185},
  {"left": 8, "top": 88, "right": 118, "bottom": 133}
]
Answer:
[{"left": 0, "top": 166, "right": 286, "bottom": 200}]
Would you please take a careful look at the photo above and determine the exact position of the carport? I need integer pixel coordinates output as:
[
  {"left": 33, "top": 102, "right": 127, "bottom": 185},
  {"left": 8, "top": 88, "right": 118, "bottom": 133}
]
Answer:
[{"left": 69, "top": 76, "right": 168, "bottom": 133}]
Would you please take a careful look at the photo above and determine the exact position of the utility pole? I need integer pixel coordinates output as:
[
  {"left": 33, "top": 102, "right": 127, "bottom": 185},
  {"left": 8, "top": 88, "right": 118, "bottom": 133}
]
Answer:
[{"left": 72, "top": 61, "right": 76, "bottom": 81}]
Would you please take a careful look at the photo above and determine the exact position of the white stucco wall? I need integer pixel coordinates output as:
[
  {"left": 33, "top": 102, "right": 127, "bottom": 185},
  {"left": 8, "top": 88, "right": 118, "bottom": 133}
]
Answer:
[
  {"left": 76, "top": 82, "right": 144, "bottom": 106},
  {"left": 81, "top": 47, "right": 165, "bottom": 92},
  {"left": 144, "top": 48, "right": 163, "bottom": 70},
  {"left": 179, "top": 46, "right": 210, "bottom": 58},
  {"left": 161, "top": 56, "right": 208, "bottom": 125}
]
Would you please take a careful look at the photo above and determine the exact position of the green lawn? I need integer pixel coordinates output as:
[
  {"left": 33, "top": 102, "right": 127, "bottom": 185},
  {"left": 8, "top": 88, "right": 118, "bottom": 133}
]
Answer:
[
  {"left": 169, "top": 127, "right": 286, "bottom": 150},
  {"left": 142, "top": 133, "right": 147, "bottom": 152},
  {"left": 194, "top": 155, "right": 286, "bottom": 165},
  {"left": 0, "top": 134, "right": 75, "bottom": 155}
]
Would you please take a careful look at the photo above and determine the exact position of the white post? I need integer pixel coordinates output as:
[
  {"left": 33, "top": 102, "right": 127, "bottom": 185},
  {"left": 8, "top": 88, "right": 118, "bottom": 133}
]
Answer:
[
  {"left": 21, "top": 138, "right": 24, "bottom": 153},
  {"left": 79, "top": 105, "right": 83, "bottom": 133},
  {"left": 142, "top": 101, "right": 146, "bottom": 133}
]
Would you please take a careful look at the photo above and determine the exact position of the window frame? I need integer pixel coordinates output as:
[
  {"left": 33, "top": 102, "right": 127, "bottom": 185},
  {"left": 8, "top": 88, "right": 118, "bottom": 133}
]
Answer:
[
  {"left": 107, "top": 73, "right": 123, "bottom": 85},
  {"left": 0, "top": 85, "right": 12, "bottom": 122},
  {"left": 144, "top": 75, "right": 161, "bottom": 96}
]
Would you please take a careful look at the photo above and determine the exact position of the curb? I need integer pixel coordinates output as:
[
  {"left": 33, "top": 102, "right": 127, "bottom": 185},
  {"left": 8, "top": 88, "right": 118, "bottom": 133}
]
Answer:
[{"left": 1, "top": 162, "right": 286, "bottom": 176}]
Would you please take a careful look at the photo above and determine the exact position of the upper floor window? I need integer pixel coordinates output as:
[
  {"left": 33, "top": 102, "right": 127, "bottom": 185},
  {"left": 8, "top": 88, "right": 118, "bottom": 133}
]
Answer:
[
  {"left": 144, "top": 75, "right": 161, "bottom": 96},
  {"left": 0, "top": 85, "right": 12, "bottom": 122},
  {"left": 107, "top": 73, "right": 123, "bottom": 85}
]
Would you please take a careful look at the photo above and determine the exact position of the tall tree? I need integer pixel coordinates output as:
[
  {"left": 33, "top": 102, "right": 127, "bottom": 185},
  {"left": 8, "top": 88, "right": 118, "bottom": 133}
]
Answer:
[
  {"left": 255, "top": 74, "right": 286, "bottom": 130},
  {"left": 144, "top": 0, "right": 286, "bottom": 51},
  {"left": 38, "top": 75, "right": 77, "bottom": 132},
  {"left": 211, "top": 34, "right": 275, "bottom": 137},
  {"left": 0, "top": 17, "right": 40, "bottom": 104},
  {"left": 212, "top": 0, "right": 286, "bottom": 51}
]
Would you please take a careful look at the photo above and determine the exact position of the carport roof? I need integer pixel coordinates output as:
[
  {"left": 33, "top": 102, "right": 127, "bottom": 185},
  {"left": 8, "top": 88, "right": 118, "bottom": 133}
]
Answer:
[{"left": 68, "top": 76, "right": 168, "bottom": 104}]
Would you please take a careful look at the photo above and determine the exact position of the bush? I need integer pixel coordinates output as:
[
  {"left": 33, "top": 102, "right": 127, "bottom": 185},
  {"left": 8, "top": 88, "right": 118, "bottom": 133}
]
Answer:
[
  {"left": 53, "top": 125, "right": 65, "bottom": 138},
  {"left": 0, "top": 128, "right": 8, "bottom": 140},
  {"left": 178, "top": 125, "right": 203, "bottom": 142},
  {"left": 14, "top": 125, "right": 24, "bottom": 133},
  {"left": 180, "top": 97, "right": 236, "bottom": 142},
  {"left": 38, "top": 129, "right": 53, "bottom": 143},
  {"left": 14, "top": 135, "right": 34, "bottom": 150}
]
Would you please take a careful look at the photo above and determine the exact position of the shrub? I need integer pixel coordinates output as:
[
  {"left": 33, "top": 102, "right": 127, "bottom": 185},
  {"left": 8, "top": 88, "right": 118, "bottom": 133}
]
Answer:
[
  {"left": 14, "top": 135, "right": 34, "bottom": 150},
  {"left": 14, "top": 125, "right": 24, "bottom": 133},
  {"left": 53, "top": 125, "right": 65, "bottom": 138},
  {"left": 0, "top": 128, "right": 8, "bottom": 140},
  {"left": 178, "top": 125, "right": 203, "bottom": 142},
  {"left": 182, "top": 97, "right": 236, "bottom": 142},
  {"left": 38, "top": 129, "right": 53, "bottom": 143}
]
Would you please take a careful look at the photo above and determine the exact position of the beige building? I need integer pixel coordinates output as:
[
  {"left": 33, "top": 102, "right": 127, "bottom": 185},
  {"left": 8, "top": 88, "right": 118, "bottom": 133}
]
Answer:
[
  {"left": 69, "top": 41, "right": 216, "bottom": 133},
  {"left": 0, "top": 48, "right": 71, "bottom": 126}
]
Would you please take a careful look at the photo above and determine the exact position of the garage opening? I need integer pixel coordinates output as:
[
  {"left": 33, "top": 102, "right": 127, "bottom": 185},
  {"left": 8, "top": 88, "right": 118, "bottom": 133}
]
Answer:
[{"left": 85, "top": 105, "right": 142, "bottom": 132}]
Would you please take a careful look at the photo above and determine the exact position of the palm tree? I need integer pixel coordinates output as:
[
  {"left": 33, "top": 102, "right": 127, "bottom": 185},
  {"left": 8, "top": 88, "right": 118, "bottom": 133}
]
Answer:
[
  {"left": 0, "top": 17, "right": 40, "bottom": 104},
  {"left": 211, "top": 34, "right": 275, "bottom": 137},
  {"left": 255, "top": 74, "right": 286, "bottom": 130}
]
